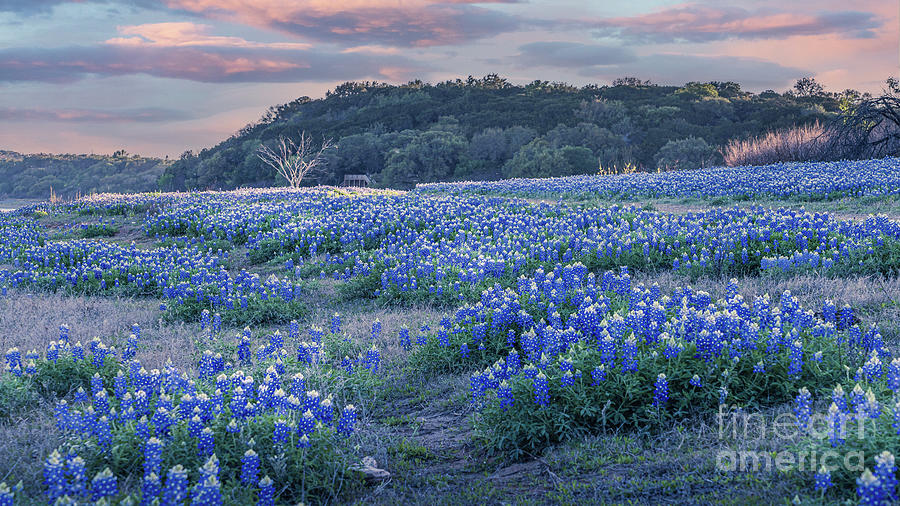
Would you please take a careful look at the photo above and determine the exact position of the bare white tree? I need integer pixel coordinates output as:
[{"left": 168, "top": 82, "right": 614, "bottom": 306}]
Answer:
[{"left": 256, "top": 131, "right": 333, "bottom": 188}]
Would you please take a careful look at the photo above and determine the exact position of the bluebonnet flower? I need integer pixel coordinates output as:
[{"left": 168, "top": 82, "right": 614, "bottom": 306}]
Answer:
[
  {"left": 888, "top": 358, "right": 900, "bottom": 393},
  {"left": 291, "top": 372, "right": 306, "bottom": 398},
  {"left": 398, "top": 327, "right": 411, "bottom": 351},
  {"left": 192, "top": 475, "right": 222, "bottom": 506},
  {"left": 258, "top": 476, "right": 275, "bottom": 506},
  {"left": 238, "top": 331, "right": 251, "bottom": 365},
  {"left": 814, "top": 466, "right": 831, "bottom": 492},
  {"left": 162, "top": 465, "right": 189, "bottom": 506},
  {"left": 857, "top": 469, "right": 887, "bottom": 506},
  {"left": 72, "top": 341, "right": 84, "bottom": 362},
  {"left": 273, "top": 419, "right": 289, "bottom": 447},
  {"left": 65, "top": 454, "right": 87, "bottom": 498},
  {"left": 873, "top": 452, "right": 898, "bottom": 503},
  {"left": 371, "top": 319, "right": 381, "bottom": 341},
  {"left": 832, "top": 385, "right": 848, "bottom": 413},
  {"left": 270, "top": 330, "right": 284, "bottom": 349},
  {"left": 298, "top": 409, "right": 316, "bottom": 437},
  {"left": 828, "top": 403, "right": 846, "bottom": 447},
  {"left": 3, "top": 348, "right": 20, "bottom": 371},
  {"left": 240, "top": 449, "right": 259, "bottom": 486},
  {"left": 561, "top": 370, "right": 575, "bottom": 387},
  {"left": 591, "top": 365, "right": 607, "bottom": 385},
  {"left": 794, "top": 388, "right": 812, "bottom": 432},
  {"left": 652, "top": 373, "right": 669, "bottom": 407},
  {"left": 865, "top": 388, "right": 881, "bottom": 419},
  {"left": 365, "top": 345, "right": 380, "bottom": 372},
  {"left": 200, "top": 309, "right": 210, "bottom": 331},
  {"left": 0, "top": 483, "right": 14, "bottom": 506},
  {"left": 331, "top": 313, "right": 341, "bottom": 334},
  {"left": 144, "top": 437, "right": 163, "bottom": 478},
  {"left": 90, "top": 468, "right": 117, "bottom": 501},
  {"left": 142, "top": 473, "right": 161, "bottom": 506},
  {"left": 621, "top": 336, "right": 638, "bottom": 374},
  {"left": 788, "top": 339, "right": 803, "bottom": 377},
  {"left": 497, "top": 380, "right": 514, "bottom": 411},
  {"left": 337, "top": 405, "right": 357, "bottom": 437},
  {"left": 839, "top": 304, "right": 854, "bottom": 330},
  {"left": 95, "top": 416, "right": 112, "bottom": 453},
  {"left": 198, "top": 427, "right": 215, "bottom": 456},
  {"left": 689, "top": 375, "right": 702, "bottom": 387},
  {"left": 43, "top": 450, "right": 66, "bottom": 501},
  {"left": 753, "top": 360, "right": 765, "bottom": 374},
  {"left": 318, "top": 397, "right": 334, "bottom": 425},
  {"left": 533, "top": 372, "right": 550, "bottom": 407}
]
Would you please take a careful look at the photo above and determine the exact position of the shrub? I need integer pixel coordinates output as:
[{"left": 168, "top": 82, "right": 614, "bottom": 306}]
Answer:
[
  {"left": 163, "top": 297, "right": 309, "bottom": 328},
  {"left": 723, "top": 122, "right": 831, "bottom": 167},
  {"left": 0, "top": 376, "right": 41, "bottom": 419},
  {"left": 654, "top": 136, "right": 717, "bottom": 171}
]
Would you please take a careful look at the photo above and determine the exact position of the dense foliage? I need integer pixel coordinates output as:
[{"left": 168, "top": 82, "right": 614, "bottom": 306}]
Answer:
[
  {"left": 159, "top": 76, "right": 842, "bottom": 190},
  {"left": 0, "top": 151, "right": 168, "bottom": 199}
]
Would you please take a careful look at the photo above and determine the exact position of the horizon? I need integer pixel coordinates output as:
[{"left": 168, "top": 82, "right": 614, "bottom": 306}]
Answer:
[{"left": 0, "top": 0, "right": 896, "bottom": 157}]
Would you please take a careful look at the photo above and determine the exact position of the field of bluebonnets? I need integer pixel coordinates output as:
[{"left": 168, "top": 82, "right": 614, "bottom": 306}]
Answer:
[{"left": 2, "top": 158, "right": 900, "bottom": 504}]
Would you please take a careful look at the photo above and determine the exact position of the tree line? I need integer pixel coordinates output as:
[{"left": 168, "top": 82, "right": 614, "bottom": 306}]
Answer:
[
  {"left": 2, "top": 75, "right": 871, "bottom": 198},
  {"left": 161, "top": 75, "right": 856, "bottom": 190},
  {"left": 0, "top": 151, "right": 168, "bottom": 199}
]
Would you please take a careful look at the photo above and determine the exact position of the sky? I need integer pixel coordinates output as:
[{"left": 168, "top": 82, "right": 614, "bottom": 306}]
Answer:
[{"left": 0, "top": 0, "right": 896, "bottom": 157}]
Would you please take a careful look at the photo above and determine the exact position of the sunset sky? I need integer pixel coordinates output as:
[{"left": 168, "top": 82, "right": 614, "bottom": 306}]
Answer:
[{"left": 0, "top": 0, "right": 896, "bottom": 157}]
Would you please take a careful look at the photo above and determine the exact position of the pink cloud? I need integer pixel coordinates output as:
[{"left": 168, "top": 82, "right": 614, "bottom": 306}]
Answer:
[
  {"left": 593, "top": 3, "right": 881, "bottom": 43},
  {"left": 0, "top": 106, "right": 188, "bottom": 122},
  {"left": 0, "top": 44, "right": 427, "bottom": 83},
  {"left": 160, "top": 0, "right": 520, "bottom": 46},
  {"left": 107, "top": 22, "right": 312, "bottom": 49}
]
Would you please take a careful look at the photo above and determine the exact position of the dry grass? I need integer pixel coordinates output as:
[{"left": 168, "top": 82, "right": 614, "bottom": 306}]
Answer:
[
  {"left": 0, "top": 289, "right": 198, "bottom": 371},
  {"left": 337, "top": 305, "right": 446, "bottom": 364},
  {"left": 0, "top": 408, "right": 61, "bottom": 496},
  {"left": 634, "top": 272, "right": 900, "bottom": 348}
]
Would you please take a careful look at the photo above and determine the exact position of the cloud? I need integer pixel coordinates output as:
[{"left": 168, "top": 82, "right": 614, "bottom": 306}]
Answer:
[
  {"left": 0, "top": 106, "right": 190, "bottom": 122},
  {"left": 581, "top": 53, "right": 807, "bottom": 90},
  {"left": 516, "top": 41, "right": 635, "bottom": 69},
  {"left": 0, "top": 0, "right": 160, "bottom": 15},
  {"left": 592, "top": 4, "right": 882, "bottom": 43},
  {"left": 0, "top": 0, "right": 80, "bottom": 14},
  {"left": 0, "top": 44, "right": 428, "bottom": 83},
  {"left": 106, "top": 22, "right": 312, "bottom": 49},
  {"left": 159, "top": 0, "right": 521, "bottom": 47}
]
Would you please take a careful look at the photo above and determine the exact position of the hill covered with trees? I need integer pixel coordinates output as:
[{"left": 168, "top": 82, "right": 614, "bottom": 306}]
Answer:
[
  {"left": 0, "top": 150, "right": 169, "bottom": 199},
  {"left": 160, "top": 75, "right": 853, "bottom": 190}
]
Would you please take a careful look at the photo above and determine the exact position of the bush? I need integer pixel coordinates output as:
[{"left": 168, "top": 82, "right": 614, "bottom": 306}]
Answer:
[
  {"left": 406, "top": 264, "right": 872, "bottom": 456},
  {"left": 163, "top": 297, "right": 309, "bottom": 328},
  {"left": 723, "top": 122, "right": 831, "bottom": 167},
  {"left": 78, "top": 224, "right": 118, "bottom": 239},
  {"left": 0, "top": 376, "right": 41, "bottom": 419},
  {"left": 654, "top": 136, "right": 716, "bottom": 171}
]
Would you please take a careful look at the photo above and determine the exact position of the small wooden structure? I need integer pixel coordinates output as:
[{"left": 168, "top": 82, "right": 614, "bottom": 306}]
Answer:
[{"left": 342, "top": 174, "right": 372, "bottom": 187}]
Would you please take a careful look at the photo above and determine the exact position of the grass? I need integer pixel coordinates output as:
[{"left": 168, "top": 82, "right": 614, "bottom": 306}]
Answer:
[{"left": 2, "top": 192, "right": 899, "bottom": 504}]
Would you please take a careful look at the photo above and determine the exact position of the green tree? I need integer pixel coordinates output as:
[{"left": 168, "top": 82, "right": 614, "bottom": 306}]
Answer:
[
  {"left": 654, "top": 137, "right": 716, "bottom": 171},
  {"left": 503, "top": 140, "right": 596, "bottom": 178},
  {"left": 381, "top": 130, "right": 468, "bottom": 187}
]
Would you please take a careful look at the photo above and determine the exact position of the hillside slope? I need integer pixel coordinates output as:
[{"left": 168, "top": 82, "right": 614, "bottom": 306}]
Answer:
[
  {"left": 0, "top": 150, "right": 168, "bottom": 198},
  {"left": 160, "top": 76, "right": 843, "bottom": 191}
]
